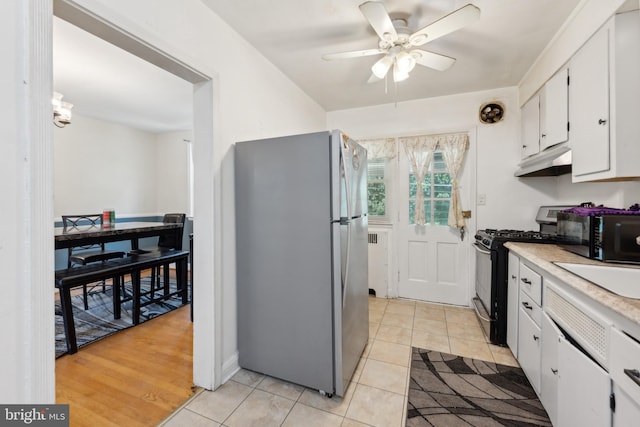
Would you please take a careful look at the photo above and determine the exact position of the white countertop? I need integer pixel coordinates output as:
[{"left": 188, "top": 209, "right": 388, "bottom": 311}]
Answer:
[{"left": 505, "top": 242, "right": 640, "bottom": 327}]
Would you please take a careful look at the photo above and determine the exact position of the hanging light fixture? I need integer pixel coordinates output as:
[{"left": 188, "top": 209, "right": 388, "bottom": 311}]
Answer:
[
  {"left": 371, "top": 55, "right": 394, "bottom": 79},
  {"left": 52, "top": 92, "right": 73, "bottom": 128},
  {"left": 392, "top": 61, "right": 409, "bottom": 82},
  {"left": 395, "top": 50, "right": 416, "bottom": 74}
]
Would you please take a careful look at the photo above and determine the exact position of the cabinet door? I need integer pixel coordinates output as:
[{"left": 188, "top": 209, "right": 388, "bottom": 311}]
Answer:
[
  {"left": 507, "top": 253, "right": 519, "bottom": 356},
  {"left": 570, "top": 22, "right": 611, "bottom": 179},
  {"left": 613, "top": 384, "right": 640, "bottom": 426},
  {"left": 518, "top": 307, "right": 541, "bottom": 394},
  {"left": 521, "top": 94, "right": 540, "bottom": 158},
  {"left": 557, "top": 337, "right": 611, "bottom": 427},
  {"left": 540, "top": 68, "right": 569, "bottom": 151},
  {"left": 540, "top": 312, "right": 563, "bottom": 426}
]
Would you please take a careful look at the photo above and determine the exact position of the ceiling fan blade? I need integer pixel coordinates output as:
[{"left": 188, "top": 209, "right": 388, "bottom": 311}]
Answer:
[
  {"left": 359, "top": 1, "right": 398, "bottom": 43},
  {"left": 409, "top": 4, "right": 480, "bottom": 46},
  {"left": 411, "top": 49, "right": 456, "bottom": 71},
  {"left": 367, "top": 73, "right": 382, "bottom": 84},
  {"left": 322, "top": 48, "right": 386, "bottom": 60}
]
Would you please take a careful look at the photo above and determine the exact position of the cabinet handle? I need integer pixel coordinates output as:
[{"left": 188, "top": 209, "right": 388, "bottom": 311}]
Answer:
[
  {"left": 533, "top": 335, "right": 539, "bottom": 341},
  {"left": 598, "top": 119, "right": 607, "bottom": 125},
  {"left": 522, "top": 302, "right": 533, "bottom": 310},
  {"left": 551, "top": 368, "right": 558, "bottom": 375},
  {"left": 624, "top": 369, "right": 640, "bottom": 387},
  {"left": 521, "top": 278, "right": 532, "bottom": 285}
]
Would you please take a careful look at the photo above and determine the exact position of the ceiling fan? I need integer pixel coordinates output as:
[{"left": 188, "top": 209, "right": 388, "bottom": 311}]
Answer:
[{"left": 322, "top": 1, "right": 480, "bottom": 83}]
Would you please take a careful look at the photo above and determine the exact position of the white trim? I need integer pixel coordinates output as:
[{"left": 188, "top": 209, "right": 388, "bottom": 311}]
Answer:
[
  {"left": 221, "top": 351, "right": 241, "bottom": 384},
  {"left": 25, "top": 0, "right": 56, "bottom": 403}
]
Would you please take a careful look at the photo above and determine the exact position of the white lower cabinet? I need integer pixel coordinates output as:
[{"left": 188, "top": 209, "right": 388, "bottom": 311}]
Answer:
[
  {"left": 557, "top": 335, "right": 611, "bottom": 427},
  {"left": 507, "top": 252, "right": 520, "bottom": 357},
  {"left": 610, "top": 327, "right": 640, "bottom": 425},
  {"left": 540, "top": 312, "right": 562, "bottom": 426},
  {"left": 518, "top": 305, "right": 541, "bottom": 394}
]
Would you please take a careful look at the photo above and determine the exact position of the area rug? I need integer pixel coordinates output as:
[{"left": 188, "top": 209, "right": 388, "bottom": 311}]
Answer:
[
  {"left": 407, "top": 347, "right": 552, "bottom": 426},
  {"left": 55, "top": 278, "right": 187, "bottom": 358}
]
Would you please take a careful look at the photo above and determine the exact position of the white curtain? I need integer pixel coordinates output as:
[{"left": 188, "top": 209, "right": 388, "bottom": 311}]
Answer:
[
  {"left": 357, "top": 138, "right": 397, "bottom": 159},
  {"left": 439, "top": 133, "right": 469, "bottom": 231},
  {"left": 399, "top": 135, "right": 438, "bottom": 226}
]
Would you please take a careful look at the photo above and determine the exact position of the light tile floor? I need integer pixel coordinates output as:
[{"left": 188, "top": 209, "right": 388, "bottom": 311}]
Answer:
[{"left": 160, "top": 297, "right": 519, "bottom": 427}]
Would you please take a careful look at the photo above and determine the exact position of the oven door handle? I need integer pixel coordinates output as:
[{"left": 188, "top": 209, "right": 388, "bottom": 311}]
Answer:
[
  {"left": 473, "top": 242, "right": 491, "bottom": 255},
  {"left": 472, "top": 297, "right": 493, "bottom": 323}
]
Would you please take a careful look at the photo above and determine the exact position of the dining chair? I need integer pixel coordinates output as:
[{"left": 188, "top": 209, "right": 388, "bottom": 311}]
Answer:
[
  {"left": 62, "top": 214, "right": 126, "bottom": 310},
  {"left": 128, "top": 213, "right": 186, "bottom": 299}
]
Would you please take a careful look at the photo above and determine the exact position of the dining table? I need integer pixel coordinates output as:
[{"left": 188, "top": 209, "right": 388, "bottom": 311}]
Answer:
[
  {"left": 54, "top": 220, "right": 188, "bottom": 354},
  {"left": 54, "top": 221, "right": 184, "bottom": 251}
]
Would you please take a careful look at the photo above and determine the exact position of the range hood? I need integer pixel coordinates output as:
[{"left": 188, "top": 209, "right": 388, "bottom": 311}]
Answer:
[{"left": 514, "top": 143, "right": 572, "bottom": 177}]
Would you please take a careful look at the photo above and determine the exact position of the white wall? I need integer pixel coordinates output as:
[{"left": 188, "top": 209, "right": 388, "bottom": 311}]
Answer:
[
  {"left": 54, "top": 114, "right": 158, "bottom": 216},
  {"left": 155, "top": 130, "right": 191, "bottom": 215},
  {"left": 53, "top": 115, "right": 192, "bottom": 218}
]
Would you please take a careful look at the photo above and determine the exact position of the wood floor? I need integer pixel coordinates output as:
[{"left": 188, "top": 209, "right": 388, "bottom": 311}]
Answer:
[{"left": 55, "top": 305, "right": 196, "bottom": 427}]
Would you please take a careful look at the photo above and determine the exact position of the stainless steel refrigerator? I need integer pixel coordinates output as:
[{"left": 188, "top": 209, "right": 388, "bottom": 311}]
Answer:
[{"left": 235, "top": 130, "right": 369, "bottom": 397}]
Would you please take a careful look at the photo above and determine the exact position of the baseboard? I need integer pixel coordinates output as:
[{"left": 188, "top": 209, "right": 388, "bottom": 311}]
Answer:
[{"left": 221, "top": 351, "right": 240, "bottom": 384}]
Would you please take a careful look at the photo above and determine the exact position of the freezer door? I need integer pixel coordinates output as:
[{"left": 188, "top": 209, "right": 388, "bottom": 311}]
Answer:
[
  {"left": 340, "top": 134, "right": 368, "bottom": 218},
  {"left": 236, "top": 132, "right": 336, "bottom": 394}
]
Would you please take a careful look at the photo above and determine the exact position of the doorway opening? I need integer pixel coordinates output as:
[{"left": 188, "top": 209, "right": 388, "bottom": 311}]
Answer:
[{"left": 52, "top": 0, "right": 221, "bottom": 391}]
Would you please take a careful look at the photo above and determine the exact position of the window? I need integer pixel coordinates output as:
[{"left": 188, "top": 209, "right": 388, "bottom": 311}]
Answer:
[
  {"left": 408, "top": 151, "right": 451, "bottom": 225},
  {"left": 367, "top": 158, "right": 389, "bottom": 221}
]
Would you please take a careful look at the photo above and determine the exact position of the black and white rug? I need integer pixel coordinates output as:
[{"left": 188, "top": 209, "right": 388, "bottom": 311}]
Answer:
[
  {"left": 407, "top": 347, "right": 552, "bottom": 426},
  {"left": 55, "top": 278, "right": 187, "bottom": 358}
]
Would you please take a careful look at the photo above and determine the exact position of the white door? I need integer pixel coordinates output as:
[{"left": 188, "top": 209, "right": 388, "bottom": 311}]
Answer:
[{"left": 397, "top": 143, "right": 471, "bottom": 305}]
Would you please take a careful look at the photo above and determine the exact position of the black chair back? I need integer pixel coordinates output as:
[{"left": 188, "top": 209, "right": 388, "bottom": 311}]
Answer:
[{"left": 158, "top": 213, "right": 186, "bottom": 250}]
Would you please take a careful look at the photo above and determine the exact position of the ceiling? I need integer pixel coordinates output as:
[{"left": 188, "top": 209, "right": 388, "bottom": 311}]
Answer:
[
  {"left": 53, "top": 17, "right": 193, "bottom": 134},
  {"left": 200, "top": 0, "right": 582, "bottom": 111},
  {"left": 53, "top": 0, "right": 583, "bottom": 132}
]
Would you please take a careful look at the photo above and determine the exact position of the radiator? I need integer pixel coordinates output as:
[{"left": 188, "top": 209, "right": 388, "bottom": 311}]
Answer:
[{"left": 367, "top": 230, "right": 389, "bottom": 298}]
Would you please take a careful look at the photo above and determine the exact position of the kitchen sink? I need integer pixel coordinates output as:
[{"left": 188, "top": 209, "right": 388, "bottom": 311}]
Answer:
[{"left": 554, "top": 262, "right": 640, "bottom": 299}]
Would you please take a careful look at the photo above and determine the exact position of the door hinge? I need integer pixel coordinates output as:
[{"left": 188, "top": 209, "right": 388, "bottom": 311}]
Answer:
[
  {"left": 397, "top": 270, "right": 400, "bottom": 283},
  {"left": 610, "top": 392, "right": 616, "bottom": 412}
]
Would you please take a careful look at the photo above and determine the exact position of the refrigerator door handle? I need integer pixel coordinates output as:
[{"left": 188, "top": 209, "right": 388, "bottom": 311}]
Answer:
[
  {"left": 341, "top": 136, "right": 352, "bottom": 220},
  {"left": 342, "top": 220, "right": 351, "bottom": 308}
]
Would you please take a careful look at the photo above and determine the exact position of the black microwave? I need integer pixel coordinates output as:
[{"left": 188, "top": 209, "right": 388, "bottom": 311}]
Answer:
[{"left": 556, "top": 213, "right": 640, "bottom": 263}]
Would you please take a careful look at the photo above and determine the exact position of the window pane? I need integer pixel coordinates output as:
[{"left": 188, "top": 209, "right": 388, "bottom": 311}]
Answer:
[
  {"left": 368, "top": 159, "right": 385, "bottom": 181},
  {"left": 368, "top": 182, "right": 386, "bottom": 216},
  {"left": 407, "top": 150, "right": 452, "bottom": 226},
  {"left": 367, "top": 158, "right": 387, "bottom": 218},
  {"left": 434, "top": 200, "right": 450, "bottom": 225},
  {"left": 425, "top": 200, "right": 432, "bottom": 225}
]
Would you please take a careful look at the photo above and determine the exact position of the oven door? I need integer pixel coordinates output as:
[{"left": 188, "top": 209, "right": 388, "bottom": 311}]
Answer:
[
  {"left": 474, "top": 243, "right": 493, "bottom": 310},
  {"left": 473, "top": 242, "right": 493, "bottom": 338}
]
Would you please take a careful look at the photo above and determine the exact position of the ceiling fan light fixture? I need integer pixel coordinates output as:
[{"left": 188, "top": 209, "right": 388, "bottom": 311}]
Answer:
[
  {"left": 371, "top": 55, "right": 394, "bottom": 79},
  {"left": 396, "top": 50, "right": 416, "bottom": 73},
  {"left": 393, "top": 62, "right": 409, "bottom": 82}
]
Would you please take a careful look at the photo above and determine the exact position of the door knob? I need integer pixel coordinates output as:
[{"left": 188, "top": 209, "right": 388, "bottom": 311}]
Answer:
[{"left": 598, "top": 119, "right": 607, "bottom": 125}]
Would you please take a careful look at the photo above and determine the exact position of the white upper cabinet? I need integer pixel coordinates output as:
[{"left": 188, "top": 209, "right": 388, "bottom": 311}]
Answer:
[
  {"left": 539, "top": 68, "right": 569, "bottom": 151},
  {"left": 520, "top": 67, "right": 569, "bottom": 161},
  {"left": 520, "top": 94, "right": 540, "bottom": 159},
  {"left": 570, "top": 11, "right": 640, "bottom": 182}
]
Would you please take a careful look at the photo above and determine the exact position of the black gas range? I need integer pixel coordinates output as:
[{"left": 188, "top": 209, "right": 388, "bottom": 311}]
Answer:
[
  {"left": 473, "top": 206, "right": 572, "bottom": 345},
  {"left": 475, "top": 229, "right": 557, "bottom": 250}
]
